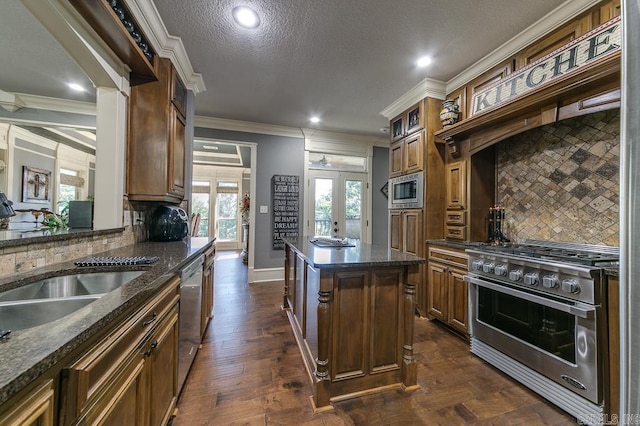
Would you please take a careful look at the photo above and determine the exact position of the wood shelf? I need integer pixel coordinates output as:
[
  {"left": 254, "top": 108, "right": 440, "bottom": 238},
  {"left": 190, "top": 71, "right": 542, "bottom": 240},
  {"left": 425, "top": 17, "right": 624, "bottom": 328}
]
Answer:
[{"left": 70, "top": 0, "right": 157, "bottom": 85}]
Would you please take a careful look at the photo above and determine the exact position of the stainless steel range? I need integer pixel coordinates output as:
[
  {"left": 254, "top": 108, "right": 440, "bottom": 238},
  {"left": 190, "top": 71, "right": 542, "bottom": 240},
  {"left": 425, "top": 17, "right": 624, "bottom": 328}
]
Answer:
[{"left": 464, "top": 240, "right": 618, "bottom": 421}]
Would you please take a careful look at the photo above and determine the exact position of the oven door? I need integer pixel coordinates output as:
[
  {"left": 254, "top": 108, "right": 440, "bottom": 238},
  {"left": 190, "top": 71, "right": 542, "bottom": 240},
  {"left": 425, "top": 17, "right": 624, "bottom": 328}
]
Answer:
[{"left": 467, "top": 274, "right": 602, "bottom": 404}]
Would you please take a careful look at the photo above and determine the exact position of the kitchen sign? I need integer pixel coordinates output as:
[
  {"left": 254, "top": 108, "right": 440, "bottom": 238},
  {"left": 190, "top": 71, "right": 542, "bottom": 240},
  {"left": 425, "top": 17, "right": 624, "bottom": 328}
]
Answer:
[{"left": 470, "top": 16, "right": 621, "bottom": 116}]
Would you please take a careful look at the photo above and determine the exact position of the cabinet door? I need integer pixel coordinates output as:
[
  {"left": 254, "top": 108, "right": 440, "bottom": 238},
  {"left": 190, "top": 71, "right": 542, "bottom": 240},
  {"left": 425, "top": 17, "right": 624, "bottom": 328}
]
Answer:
[
  {"left": 389, "top": 210, "right": 403, "bottom": 253},
  {"left": 169, "top": 108, "right": 186, "bottom": 197},
  {"left": 446, "top": 161, "right": 467, "bottom": 210},
  {"left": 390, "top": 114, "right": 405, "bottom": 143},
  {"left": 447, "top": 268, "right": 468, "bottom": 335},
  {"left": 0, "top": 379, "right": 54, "bottom": 426},
  {"left": 146, "top": 308, "right": 179, "bottom": 426},
  {"left": 404, "top": 101, "right": 424, "bottom": 135},
  {"left": 84, "top": 359, "right": 146, "bottom": 425},
  {"left": 389, "top": 141, "right": 403, "bottom": 178},
  {"left": 427, "top": 262, "right": 448, "bottom": 321},
  {"left": 403, "top": 132, "right": 423, "bottom": 175},
  {"left": 402, "top": 210, "right": 422, "bottom": 257},
  {"left": 201, "top": 253, "right": 214, "bottom": 340}
]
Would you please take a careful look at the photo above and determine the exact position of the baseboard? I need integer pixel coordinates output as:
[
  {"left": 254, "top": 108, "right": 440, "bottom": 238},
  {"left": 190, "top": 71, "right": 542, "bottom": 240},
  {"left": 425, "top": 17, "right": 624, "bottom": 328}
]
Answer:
[{"left": 251, "top": 267, "right": 284, "bottom": 283}]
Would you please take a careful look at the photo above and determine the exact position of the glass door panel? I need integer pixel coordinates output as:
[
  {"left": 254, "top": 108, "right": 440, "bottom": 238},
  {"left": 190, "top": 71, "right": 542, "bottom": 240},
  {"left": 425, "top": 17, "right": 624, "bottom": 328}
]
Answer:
[
  {"left": 344, "top": 179, "right": 362, "bottom": 239},
  {"left": 216, "top": 192, "right": 238, "bottom": 241},
  {"left": 192, "top": 192, "right": 210, "bottom": 237},
  {"left": 313, "top": 177, "right": 333, "bottom": 237}
]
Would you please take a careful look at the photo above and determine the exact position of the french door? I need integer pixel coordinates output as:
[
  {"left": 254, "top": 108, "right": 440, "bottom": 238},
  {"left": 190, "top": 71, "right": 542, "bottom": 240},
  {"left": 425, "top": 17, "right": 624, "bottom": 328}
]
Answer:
[{"left": 307, "top": 170, "right": 367, "bottom": 240}]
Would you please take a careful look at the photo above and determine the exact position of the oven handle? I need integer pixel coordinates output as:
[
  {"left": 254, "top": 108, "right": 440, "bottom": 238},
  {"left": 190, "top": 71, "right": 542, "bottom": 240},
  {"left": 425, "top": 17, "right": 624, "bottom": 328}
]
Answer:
[{"left": 464, "top": 275, "right": 595, "bottom": 319}]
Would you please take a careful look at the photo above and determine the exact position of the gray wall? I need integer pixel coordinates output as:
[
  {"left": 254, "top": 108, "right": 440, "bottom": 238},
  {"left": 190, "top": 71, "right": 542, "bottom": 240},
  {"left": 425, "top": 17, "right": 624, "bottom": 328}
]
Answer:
[
  {"left": 372, "top": 146, "right": 389, "bottom": 246},
  {"left": 194, "top": 127, "right": 305, "bottom": 270}
]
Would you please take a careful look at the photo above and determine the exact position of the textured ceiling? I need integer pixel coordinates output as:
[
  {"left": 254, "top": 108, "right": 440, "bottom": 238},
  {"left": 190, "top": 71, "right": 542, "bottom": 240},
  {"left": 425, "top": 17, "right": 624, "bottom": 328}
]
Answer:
[{"left": 0, "top": 0, "right": 568, "bottom": 138}]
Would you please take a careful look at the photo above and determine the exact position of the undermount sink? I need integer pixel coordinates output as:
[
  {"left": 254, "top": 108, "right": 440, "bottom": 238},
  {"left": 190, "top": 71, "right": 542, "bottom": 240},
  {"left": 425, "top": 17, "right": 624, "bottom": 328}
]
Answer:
[
  {"left": 0, "top": 271, "right": 145, "bottom": 302},
  {"left": 0, "top": 271, "right": 145, "bottom": 332},
  {"left": 0, "top": 297, "right": 100, "bottom": 331}
]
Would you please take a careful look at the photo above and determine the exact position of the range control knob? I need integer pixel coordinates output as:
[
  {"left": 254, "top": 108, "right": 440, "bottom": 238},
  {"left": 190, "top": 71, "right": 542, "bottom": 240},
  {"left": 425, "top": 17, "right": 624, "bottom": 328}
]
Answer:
[
  {"left": 494, "top": 264, "right": 507, "bottom": 276},
  {"left": 561, "top": 279, "right": 581, "bottom": 294},
  {"left": 482, "top": 262, "right": 495, "bottom": 273},
  {"left": 509, "top": 270, "right": 523, "bottom": 281},
  {"left": 542, "top": 275, "right": 559, "bottom": 289},
  {"left": 524, "top": 272, "right": 539, "bottom": 286},
  {"left": 471, "top": 260, "right": 484, "bottom": 271}
]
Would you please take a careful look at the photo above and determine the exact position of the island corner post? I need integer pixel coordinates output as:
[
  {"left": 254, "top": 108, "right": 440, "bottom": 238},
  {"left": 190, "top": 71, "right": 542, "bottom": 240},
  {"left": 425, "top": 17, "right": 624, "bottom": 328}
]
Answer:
[{"left": 282, "top": 238, "right": 422, "bottom": 411}]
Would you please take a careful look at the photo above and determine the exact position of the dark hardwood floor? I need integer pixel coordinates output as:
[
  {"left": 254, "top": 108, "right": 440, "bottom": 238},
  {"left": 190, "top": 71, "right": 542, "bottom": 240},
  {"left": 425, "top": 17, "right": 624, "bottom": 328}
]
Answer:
[{"left": 172, "top": 251, "right": 577, "bottom": 425}]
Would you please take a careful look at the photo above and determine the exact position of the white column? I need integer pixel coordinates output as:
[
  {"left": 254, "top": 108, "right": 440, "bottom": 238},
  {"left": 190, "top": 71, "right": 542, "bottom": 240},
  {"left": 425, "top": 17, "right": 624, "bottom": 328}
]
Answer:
[{"left": 94, "top": 87, "right": 127, "bottom": 229}]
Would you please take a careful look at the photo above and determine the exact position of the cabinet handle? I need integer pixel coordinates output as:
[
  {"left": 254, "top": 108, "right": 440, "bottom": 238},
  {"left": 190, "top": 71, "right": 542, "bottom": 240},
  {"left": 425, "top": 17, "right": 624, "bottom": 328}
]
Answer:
[
  {"left": 142, "top": 311, "right": 158, "bottom": 328},
  {"left": 144, "top": 340, "right": 159, "bottom": 357}
]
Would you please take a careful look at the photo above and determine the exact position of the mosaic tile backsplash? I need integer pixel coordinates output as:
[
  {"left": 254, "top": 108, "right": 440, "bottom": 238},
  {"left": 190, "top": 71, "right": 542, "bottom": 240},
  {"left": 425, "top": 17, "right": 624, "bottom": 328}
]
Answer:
[{"left": 497, "top": 109, "right": 619, "bottom": 246}]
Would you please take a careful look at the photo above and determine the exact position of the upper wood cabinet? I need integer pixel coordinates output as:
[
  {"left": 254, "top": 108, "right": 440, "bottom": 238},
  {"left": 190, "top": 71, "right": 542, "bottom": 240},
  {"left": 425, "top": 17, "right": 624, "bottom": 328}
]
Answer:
[
  {"left": 515, "top": 15, "right": 590, "bottom": 69},
  {"left": 128, "top": 57, "right": 187, "bottom": 203},
  {"left": 389, "top": 131, "right": 424, "bottom": 178},
  {"left": 445, "top": 161, "right": 466, "bottom": 210},
  {"left": 390, "top": 101, "right": 425, "bottom": 143},
  {"left": 596, "top": 0, "right": 621, "bottom": 25}
]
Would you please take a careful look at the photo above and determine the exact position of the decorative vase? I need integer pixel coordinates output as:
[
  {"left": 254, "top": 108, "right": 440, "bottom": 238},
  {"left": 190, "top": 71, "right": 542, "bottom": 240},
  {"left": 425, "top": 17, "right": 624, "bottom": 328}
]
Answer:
[{"left": 439, "top": 100, "right": 461, "bottom": 128}]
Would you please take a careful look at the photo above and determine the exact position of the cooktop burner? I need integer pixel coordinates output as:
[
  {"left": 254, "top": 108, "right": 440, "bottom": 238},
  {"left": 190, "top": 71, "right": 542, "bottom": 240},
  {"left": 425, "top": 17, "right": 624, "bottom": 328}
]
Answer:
[{"left": 465, "top": 240, "right": 619, "bottom": 266}]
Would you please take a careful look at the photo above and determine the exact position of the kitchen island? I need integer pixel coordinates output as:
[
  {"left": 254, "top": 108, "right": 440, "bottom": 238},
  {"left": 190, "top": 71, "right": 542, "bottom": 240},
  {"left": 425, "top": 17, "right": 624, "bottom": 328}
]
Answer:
[{"left": 282, "top": 237, "right": 425, "bottom": 411}]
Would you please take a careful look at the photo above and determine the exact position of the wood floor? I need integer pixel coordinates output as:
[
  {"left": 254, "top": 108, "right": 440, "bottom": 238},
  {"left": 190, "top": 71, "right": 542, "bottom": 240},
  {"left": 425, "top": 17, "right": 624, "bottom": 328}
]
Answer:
[{"left": 172, "top": 251, "right": 577, "bottom": 425}]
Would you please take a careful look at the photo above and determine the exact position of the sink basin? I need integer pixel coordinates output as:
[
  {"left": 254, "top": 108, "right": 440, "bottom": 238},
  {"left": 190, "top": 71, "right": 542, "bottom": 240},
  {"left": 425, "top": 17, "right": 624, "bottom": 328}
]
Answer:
[
  {"left": 0, "top": 271, "right": 145, "bottom": 302},
  {"left": 0, "top": 297, "right": 100, "bottom": 331}
]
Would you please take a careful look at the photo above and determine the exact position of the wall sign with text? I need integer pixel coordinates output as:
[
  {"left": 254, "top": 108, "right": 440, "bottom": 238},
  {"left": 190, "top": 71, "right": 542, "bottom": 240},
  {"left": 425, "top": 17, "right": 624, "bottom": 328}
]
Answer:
[
  {"left": 272, "top": 175, "right": 300, "bottom": 250},
  {"left": 470, "top": 16, "right": 621, "bottom": 117}
]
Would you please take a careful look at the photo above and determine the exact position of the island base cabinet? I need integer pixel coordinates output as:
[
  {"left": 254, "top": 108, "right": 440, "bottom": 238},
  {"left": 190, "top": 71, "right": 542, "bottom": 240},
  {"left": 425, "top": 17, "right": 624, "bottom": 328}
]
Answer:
[{"left": 283, "top": 243, "right": 418, "bottom": 411}]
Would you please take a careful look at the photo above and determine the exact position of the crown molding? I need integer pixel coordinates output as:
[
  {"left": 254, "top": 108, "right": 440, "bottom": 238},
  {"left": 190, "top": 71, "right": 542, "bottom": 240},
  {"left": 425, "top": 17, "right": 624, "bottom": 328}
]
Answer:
[
  {"left": 446, "top": 0, "right": 604, "bottom": 93},
  {"left": 12, "top": 94, "right": 96, "bottom": 116},
  {"left": 380, "top": 78, "right": 446, "bottom": 120},
  {"left": 194, "top": 116, "right": 304, "bottom": 139},
  {"left": 125, "top": 0, "right": 206, "bottom": 94}
]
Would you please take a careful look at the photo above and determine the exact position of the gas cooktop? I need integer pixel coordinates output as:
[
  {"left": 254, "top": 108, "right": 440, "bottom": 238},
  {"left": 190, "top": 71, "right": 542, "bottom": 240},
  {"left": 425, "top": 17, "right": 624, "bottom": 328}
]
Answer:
[{"left": 465, "top": 240, "right": 619, "bottom": 266}]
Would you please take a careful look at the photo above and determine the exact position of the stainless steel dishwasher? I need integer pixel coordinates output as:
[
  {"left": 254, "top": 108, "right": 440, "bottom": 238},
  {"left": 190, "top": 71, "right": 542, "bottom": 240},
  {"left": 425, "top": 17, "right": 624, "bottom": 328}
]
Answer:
[{"left": 177, "top": 254, "right": 204, "bottom": 391}]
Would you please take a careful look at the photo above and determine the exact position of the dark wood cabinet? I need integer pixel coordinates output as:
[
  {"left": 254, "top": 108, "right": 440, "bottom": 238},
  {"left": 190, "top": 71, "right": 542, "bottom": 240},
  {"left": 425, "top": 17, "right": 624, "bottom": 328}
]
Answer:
[
  {"left": 426, "top": 246, "right": 468, "bottom": 337},
  {"left": 390, "top": 209, "right": 425, "bottom": 315},
  {"left": 201, "top": 245, "right": 215, "bottom": 340},
  {"left": 390, "top": 101, "right": 424, "bottom": 144},
  {"left": 128, "top": 57, "right": 186, "bottom": 203}
]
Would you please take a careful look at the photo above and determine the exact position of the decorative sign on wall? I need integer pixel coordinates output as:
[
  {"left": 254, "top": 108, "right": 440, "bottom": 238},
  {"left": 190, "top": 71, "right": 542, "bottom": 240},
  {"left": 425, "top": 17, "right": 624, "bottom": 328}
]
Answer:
[
  {"left": 470, "top": 16, "right": 621, "bottom": 116},
  {"left": 272, "top": 175, "right": 300, "bottom": 250}
]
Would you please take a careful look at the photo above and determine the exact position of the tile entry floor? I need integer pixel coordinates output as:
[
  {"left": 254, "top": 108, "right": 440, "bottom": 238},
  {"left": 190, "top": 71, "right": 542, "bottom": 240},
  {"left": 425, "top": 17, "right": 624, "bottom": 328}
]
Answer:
[{"left": 171, "top": 251, "right": 577, "bottom": 425}]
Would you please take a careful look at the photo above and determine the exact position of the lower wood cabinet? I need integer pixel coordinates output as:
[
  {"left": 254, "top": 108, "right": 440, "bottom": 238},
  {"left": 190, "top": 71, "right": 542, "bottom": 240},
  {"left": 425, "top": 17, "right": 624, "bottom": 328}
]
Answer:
[
  {"left": 201, "top": 244, "right": 215, "bottom": 340},
  {"left": 0, "top": 379, "right": 55, "bottom": 426},
  {"left": 59, "top": 276, "right": 180, "bottom": 425},
  {"left": 426, "top": 246, "right": 469, "bottom": 337}
]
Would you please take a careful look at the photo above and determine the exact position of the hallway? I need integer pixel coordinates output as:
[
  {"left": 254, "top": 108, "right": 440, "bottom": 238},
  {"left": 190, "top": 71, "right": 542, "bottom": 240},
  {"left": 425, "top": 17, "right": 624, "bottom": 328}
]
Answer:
[{"left": 172, "top": 251, "right": 576, "bottom": 425}]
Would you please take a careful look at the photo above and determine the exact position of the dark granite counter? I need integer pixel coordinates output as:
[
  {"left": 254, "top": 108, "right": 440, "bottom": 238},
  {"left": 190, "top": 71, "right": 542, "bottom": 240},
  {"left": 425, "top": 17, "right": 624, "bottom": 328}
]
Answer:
[
  {"left": 426, "top": 239, "right": 473, "bottom": 252},
  {"left": 283, "top": 236, "right": 424, "bottom": 268},
  {"left": 0, "top": 227, "right": 125, "bottom": 249},
  {"left": 0, "top": 236, "right": 214, "bottom": 405}
]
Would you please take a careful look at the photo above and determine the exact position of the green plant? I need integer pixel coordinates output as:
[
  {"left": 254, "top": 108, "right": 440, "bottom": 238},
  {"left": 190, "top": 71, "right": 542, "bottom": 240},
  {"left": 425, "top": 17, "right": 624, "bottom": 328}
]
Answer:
[{"left": 43, "top": 201, "right": 69, "bottom": 229}]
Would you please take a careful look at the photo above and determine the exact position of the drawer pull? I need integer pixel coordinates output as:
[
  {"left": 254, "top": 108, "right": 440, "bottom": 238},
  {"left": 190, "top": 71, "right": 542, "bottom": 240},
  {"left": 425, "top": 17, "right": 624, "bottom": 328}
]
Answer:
[
  {"left": 142, "top": 312, "right": 158, "bottom": 328},
  {"left": 144, "top": 340, "right": 159, "bottom": 357}
]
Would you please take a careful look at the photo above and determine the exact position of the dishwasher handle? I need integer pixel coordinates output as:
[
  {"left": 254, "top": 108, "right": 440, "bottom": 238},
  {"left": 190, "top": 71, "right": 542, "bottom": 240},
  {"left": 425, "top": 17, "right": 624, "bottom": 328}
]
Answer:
[{"left": 181, "top": 255, "right": 204, "bottom": 281}]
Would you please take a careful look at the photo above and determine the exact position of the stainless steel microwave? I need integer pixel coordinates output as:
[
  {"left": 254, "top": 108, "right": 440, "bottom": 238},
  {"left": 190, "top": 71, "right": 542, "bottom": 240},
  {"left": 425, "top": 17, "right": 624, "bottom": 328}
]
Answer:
[{"left": 388, "top": 171, "right": 424, "bottom": 209}]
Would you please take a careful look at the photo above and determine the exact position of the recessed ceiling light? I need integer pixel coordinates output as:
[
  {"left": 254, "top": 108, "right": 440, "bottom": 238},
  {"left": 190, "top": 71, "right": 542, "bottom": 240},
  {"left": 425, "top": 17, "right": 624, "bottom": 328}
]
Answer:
[
  {"left": 232, "top": 6, "right": 260, "bottom": 29},
  {"left": 67, "top": 83, "right": 85, "bottom": 92},
  {"left": 416, "top": 56, "right": 432, "bottom": 68},
  {"left": 309, "top": 116, "right": 321, "bottom": 124}
]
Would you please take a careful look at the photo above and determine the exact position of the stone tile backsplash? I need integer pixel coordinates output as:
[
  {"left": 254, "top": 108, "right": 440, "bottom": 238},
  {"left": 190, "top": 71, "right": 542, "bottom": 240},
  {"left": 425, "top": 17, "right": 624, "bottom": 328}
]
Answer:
[{"left": 496, "top": 109, "right": 619, "bottom": 246}]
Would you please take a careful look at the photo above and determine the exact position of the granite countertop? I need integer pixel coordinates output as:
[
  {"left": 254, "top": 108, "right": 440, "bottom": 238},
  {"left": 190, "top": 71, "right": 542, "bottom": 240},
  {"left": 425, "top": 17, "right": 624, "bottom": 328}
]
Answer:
[
  {"left": 0, "top": 227, "right": 125, "bottom": 249},
  {"left": 0, "top": 237, "right": 214, "bottom": 406},
  {"left": 283, "top": 236, "right": 424, "bottom": 268}
]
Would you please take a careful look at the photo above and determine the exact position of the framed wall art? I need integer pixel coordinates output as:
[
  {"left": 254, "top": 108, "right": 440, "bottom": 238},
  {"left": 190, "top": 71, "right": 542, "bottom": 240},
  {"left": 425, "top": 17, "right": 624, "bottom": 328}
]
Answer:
[{"left": 22, "top": 166, "right": 51, "bottom": 204}]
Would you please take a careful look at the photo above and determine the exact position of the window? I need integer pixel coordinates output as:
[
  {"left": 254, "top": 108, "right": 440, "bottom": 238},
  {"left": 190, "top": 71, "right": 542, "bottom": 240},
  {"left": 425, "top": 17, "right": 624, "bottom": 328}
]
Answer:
[
  {"left": 192, "top": 181, "right": 210, "bottom": 237},
  {"left": 216, "top": 181, "right": 239, "bottom": 241},
  {"left": 58, "top": 168, "right": 83, "bottom": 213}
]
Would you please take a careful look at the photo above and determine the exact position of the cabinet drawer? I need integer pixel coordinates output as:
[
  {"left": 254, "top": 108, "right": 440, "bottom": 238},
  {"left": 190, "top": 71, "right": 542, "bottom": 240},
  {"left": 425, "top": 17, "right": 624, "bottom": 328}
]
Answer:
[
  {"left": 445, "top": 225, "right": 466, "bottom": 241},
  {"left": 61, "top": 276, "right": 180, "bottom": 420},
  {"left": 446, "top": 211, "right": 466, "bottom": 226},
  {"left": 428, "top": 247, "right": 468, "bottom": 270}
]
